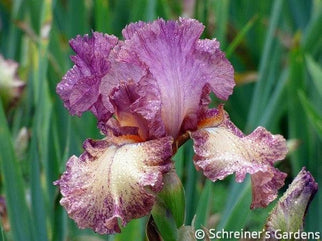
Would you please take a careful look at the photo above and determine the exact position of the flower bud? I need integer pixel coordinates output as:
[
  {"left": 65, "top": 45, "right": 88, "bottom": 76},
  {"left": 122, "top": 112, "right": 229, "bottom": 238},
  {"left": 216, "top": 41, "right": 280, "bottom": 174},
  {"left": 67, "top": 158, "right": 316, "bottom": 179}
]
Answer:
[{"left": 263, "top": 168, "right": 318, "bottom": 241}]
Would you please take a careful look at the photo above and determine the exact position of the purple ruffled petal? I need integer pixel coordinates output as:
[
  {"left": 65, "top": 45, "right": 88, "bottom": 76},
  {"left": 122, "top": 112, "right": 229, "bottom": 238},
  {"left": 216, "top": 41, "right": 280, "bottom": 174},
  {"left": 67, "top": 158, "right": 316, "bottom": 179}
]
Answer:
[
  {"left": 122, "top": 21, "right": 147, "bottom": 39},
  {"left": 250, "top": 168, "right": 287, "bottom": 208},
  {"left": 56, "top": 32, "right": 118, "bottom": 116},
  {"left": 194, "top": 39, "right": 235, "bottom": 100},
  {"left": 191, "top": 109, "right": 288, "bottom": 208},
  {"left": 54, "top": 136, "right": 173, "bottom": 234},
  {"left": 120, "top": 18, "right": 235, "bottom": 138}
]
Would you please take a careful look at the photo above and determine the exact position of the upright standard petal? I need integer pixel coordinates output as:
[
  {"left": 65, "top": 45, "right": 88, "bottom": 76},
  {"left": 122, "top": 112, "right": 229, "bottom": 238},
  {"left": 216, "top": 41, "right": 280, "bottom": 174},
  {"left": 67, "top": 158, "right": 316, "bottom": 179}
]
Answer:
[
  {"left": 56, "top": 32, "right": 118, "bottom": 116},
  {"left": 120, "top": 18, "right": 234, "bottom": 138},
  {"left": 54, "top": 136, "right": 173, "bottom": 234},
  {"left": 191, "top": 107, "right": 288, "bottom": 208}
]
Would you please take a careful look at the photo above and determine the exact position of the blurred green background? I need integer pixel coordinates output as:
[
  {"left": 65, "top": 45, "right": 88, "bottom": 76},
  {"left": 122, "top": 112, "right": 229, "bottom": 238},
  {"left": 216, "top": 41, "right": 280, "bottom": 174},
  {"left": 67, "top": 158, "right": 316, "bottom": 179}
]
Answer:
[{"left": 0, "top": 0, "right": 321, "bottom": 240}]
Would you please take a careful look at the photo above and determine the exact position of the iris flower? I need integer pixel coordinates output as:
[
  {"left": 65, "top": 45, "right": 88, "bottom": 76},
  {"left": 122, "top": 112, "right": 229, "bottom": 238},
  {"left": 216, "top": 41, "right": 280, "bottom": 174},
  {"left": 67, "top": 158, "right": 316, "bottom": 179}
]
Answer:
[{"left": 55, "top": 18, "right": 288, "bottom": 234}]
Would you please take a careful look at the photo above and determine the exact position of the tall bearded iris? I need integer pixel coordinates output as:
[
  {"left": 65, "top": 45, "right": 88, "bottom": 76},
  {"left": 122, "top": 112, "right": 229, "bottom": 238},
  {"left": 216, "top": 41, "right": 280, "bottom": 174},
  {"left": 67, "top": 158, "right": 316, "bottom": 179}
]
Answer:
[{"left": 54, "top": 18, "right": 288, "bottom": 234}]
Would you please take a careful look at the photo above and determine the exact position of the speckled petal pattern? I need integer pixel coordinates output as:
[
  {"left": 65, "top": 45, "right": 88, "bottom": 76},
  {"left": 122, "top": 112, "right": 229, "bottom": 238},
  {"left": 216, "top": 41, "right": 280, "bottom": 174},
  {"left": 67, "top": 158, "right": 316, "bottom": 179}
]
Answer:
[
  {"left": 191, "top": 113, "right": 288, "bottom": 208},
  {"left": 54, "top": 136, "right": 173, "bottom": 234}
]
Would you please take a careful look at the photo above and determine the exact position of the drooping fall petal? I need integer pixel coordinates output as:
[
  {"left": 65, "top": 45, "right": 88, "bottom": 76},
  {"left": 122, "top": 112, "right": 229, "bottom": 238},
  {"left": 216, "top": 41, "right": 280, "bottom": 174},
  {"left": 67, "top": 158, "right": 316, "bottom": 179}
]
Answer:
[
  {"left": 191, "top": 108, "right": 288, "bottom": 208},
  {"left": 54, "top": 136, "right": 173, "bottom": 234}
]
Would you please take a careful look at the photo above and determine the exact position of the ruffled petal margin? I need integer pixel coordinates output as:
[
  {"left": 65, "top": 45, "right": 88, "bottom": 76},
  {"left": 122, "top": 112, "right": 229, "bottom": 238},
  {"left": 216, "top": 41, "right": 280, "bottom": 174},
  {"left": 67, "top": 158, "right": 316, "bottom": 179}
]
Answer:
[
  {"left": 56, "top": 32, "right": 118, "bottom": 116},
  {"left": 191, "top": 108, "right": 288, "bottom": 208},
  {"left": 54, "top": 136, "right": 173, "bottom": 234}
]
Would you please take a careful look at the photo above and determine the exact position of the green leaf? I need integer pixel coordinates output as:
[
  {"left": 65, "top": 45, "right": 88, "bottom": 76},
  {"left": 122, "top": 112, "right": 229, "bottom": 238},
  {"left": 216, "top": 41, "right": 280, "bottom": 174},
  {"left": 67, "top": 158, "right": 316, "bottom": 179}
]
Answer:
[
  {"left": 302, "top": 0, "right": 322, "bottom": 53},
  {"left": 67, "top": 0, "right": 89, "bottom": 38},
  {"left": 173, "top": 145, "right": 184, "bottom": 180},
  {"left": 217, "top": 179, "right": 251, "bottom": 232},
  {"left": 146, "top": 0, "right": 157, "bottom": 21},
  {"left": 298, "top": 91, "right": 322, "bottom": 138},
  {"left": 94, "top": 0, "right": 111, "bottom": 32},
  {"left": 0, "top": 225, "right": 6, "bottom": 241},
  {"left": 27, "top": 0, "right": 42, "bottom": 34},
  {"left": 287, "top": 47, "right": 312, "bottom": 175},
  {"left": 213, "top": 0, "right": 230, "bottom": 47},
  {"left": 0, "top": 100, "right": 34, "bottom": 241},
  {"left": 52, "top": 199, "right": 67, "bottom": 241},
  {"left": 28, "top": 2, "right": 54, "bottom": 238},
  {"left": 194, "top": 180, "right": 213, "bottom": 229},
  {"left": 247, "top": 0, "right": 284, "bottom": 129},
  {"left": 183, "top": 140, "right": 198, "bottom": 225},
  {"left": 225, "top": 15, "right": 258, "bottom": 58},
  {"left": 305, "top": 55, "right": 322, "bottom": 97},
  {"left": 151, "top": 201, "right": 178, "bottom": 241},
  {"left": 3, "top": 0, "right": 25, "bottom": 58},
  {"left": 114, "top": 219, "right": 145, "bottom": 241},
  {"left": 259, "top": 69, "right": 289, "bottom": 126},
  {"left": 29, "top": 133, "right": 49, "bottom": 241}
]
